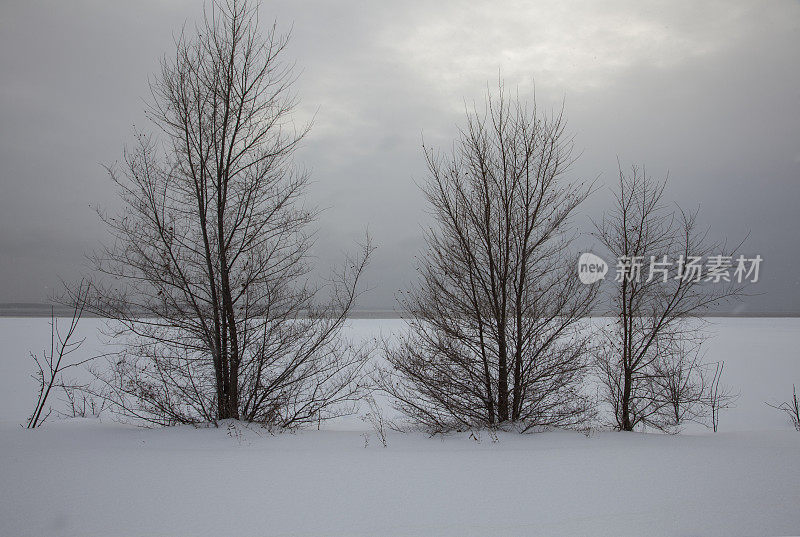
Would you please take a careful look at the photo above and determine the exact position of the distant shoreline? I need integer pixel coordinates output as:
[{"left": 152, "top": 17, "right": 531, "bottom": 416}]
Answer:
[{"left": 1, "top": 303, "right": 798, "bottom": 319}]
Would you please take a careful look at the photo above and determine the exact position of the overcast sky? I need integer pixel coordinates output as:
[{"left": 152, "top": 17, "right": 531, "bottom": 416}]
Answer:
[{"left": 1, "top": 0, "right": 798, "bottom": 313}]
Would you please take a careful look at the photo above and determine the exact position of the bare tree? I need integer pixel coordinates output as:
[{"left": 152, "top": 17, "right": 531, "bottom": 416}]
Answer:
[
  {"left": 77, "top": 0, "right": 372, "bottom": 427},
  {"left": 708, "top": 360, "right": 734, "bottom": 432},
  {"left": 593, "top": 165, "right": 743, "bottom": 432},
  {"left": 767, "top": 385, "right": 800, "bottom": 431},
  {"left": 379, "top": 83, "right": 597, "bottom": 433},
  {"left": 27, "top": 281, "right": 98, "bottom": 428},
  {"left": 361, "top": 394, "right": 389, "bottom": 447}
]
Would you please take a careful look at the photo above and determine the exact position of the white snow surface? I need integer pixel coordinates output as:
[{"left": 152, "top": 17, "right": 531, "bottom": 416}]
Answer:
[{"left": 1, "top": 317, "right": 799, "bottom": 536}]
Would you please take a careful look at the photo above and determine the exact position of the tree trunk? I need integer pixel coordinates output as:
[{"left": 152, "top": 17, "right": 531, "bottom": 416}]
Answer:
[
  {"left": 621, "top": 367, "right": 633, "bottom": 431},
  {"left": 497, "top": 330, "right": 509, "bottom": 422}
]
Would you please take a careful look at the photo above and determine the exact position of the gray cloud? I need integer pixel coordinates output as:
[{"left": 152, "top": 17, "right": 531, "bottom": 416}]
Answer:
[{"left": 1, "top": 0, "right": 798, "bottom": 312}]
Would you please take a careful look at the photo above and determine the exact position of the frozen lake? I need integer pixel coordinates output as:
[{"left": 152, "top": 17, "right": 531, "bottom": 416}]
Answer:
[{"left": 1, "top": 316, "right": 798, "bottom": 431}]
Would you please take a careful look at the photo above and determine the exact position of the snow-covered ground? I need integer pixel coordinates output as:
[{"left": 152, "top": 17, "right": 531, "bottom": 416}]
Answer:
[
  {"left": 1, "top": 317, "right": 799, "bottom": 536},
  {"left": 2, "top": 421, "right": 799, "bottom": 537}
]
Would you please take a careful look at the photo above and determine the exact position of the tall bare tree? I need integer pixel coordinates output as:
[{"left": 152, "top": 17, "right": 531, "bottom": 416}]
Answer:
[
  {"left": 78, "top": 0, "right": 372, "bottom": 427},
  {"left": 379, "top": 83, "right": 597, "bottom": 432},
  {"left": 593, "top": 165, "right": 741, "bottom": 432}
]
